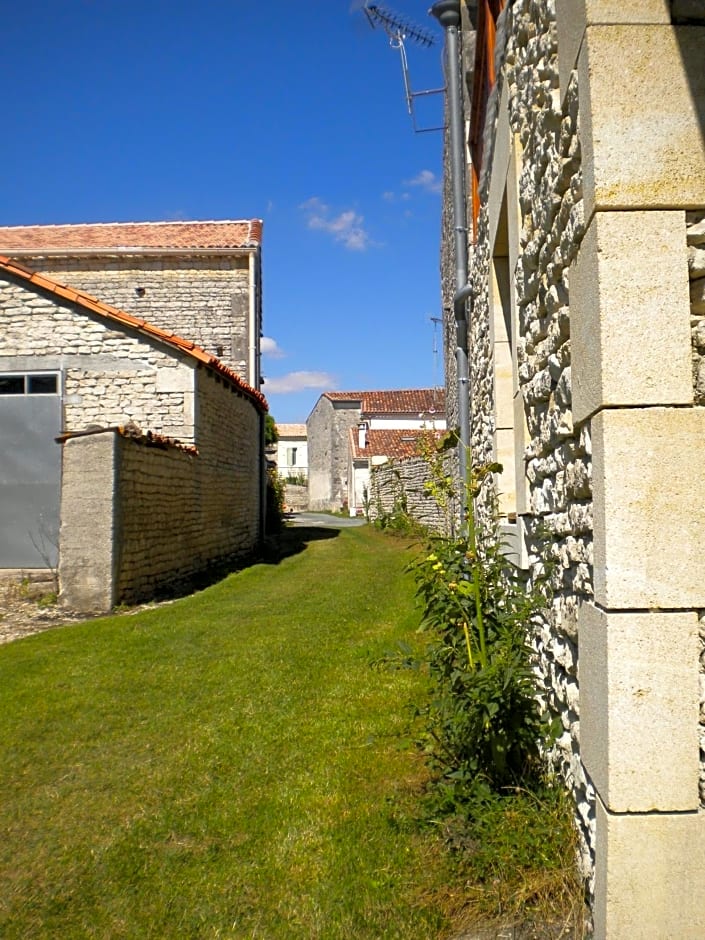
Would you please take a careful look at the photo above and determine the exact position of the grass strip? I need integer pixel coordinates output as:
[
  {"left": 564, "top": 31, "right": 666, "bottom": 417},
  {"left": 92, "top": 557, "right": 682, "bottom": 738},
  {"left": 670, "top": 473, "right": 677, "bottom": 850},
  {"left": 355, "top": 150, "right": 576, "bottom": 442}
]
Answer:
[{"left": 0, "top": 525, "right": 462, "bottom": 939}]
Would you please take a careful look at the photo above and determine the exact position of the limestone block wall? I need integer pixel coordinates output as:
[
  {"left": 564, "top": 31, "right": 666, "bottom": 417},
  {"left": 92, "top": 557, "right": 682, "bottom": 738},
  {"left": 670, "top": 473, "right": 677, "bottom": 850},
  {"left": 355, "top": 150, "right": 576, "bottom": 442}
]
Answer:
[
  {"left": 61, "top": 407, "right": 261, "bottom": 611},
  {"left": 25, "top": 254, "right": 253, "bottom": 379}
]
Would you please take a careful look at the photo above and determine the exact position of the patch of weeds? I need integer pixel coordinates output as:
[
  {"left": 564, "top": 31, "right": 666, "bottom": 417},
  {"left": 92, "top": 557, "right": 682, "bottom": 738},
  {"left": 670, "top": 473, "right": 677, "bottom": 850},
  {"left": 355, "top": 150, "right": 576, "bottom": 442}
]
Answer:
[
  {"left": 444, "top": 785, "right": 583, "bottom": 924},
  {"left": 36, "top": 592, "right": 58, "bottom": 608},
  {"left": 405, "top": 444, "right": 586, "bottom": 934},
  {"left": 18, "top": 576, "right": 33, "bottom": 599},
  {"left": 411, "top": 469, "right": 554, "bottom": 801}
]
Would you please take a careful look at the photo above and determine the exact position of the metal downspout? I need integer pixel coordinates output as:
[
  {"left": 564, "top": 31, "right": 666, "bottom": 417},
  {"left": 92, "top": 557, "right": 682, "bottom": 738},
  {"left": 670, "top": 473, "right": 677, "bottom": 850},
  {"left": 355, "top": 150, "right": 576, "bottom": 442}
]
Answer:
[{"left": 431, "top": 0, "right": 471, "bottom": 501}]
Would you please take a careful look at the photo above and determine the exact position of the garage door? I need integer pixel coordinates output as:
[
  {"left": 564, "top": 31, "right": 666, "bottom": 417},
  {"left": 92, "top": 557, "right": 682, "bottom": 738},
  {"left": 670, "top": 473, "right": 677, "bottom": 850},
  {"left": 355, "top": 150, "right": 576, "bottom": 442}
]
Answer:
[{"left": 0, "top": 373, "right": 61, "bottom": 568}]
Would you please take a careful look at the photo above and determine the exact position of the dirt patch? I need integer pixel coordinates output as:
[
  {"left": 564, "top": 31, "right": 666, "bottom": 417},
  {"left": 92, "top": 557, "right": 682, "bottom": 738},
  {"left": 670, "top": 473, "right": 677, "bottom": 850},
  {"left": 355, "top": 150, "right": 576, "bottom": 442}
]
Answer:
[
  {"left": 0, "top": 573, "right": 182, "bottom": 645},
  {"left": 0, "top": 574, "right": 90, "bottom": 645}
]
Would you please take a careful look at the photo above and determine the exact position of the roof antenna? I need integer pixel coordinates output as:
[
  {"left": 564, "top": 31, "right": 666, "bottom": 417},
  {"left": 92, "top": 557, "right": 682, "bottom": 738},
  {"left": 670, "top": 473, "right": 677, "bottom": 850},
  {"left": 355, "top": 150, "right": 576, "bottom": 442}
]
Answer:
[
  {"left": 430, "top": 315, "right": 443, "bottom": 389},
  {"left": 361, "top": 2, "right": 445, "bottom": 133}
]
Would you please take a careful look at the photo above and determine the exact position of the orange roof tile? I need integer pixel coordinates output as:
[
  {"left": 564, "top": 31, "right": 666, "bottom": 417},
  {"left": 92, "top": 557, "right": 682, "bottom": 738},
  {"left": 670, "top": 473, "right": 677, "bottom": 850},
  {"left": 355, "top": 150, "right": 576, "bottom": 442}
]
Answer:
[
  {"left": 323, "top": 391, "right": 365, "bottom": 403},
  {"left": 349, "top": 427, "right": 443, "bottom": 461},
  {"left": 0, "top": 255, "right": 267, "bottom": 413},
  {"left": 276, "top": 423, "right": 307, "bottom": 438},
  {"left": 0, "top": 219, "right": 262, "bottom": 252},
  {"left": 324, "top": 388, "right": 445, "bottom": 415},
  {"left": 361, "top": 388, "right": 445, "bottom": 415}
]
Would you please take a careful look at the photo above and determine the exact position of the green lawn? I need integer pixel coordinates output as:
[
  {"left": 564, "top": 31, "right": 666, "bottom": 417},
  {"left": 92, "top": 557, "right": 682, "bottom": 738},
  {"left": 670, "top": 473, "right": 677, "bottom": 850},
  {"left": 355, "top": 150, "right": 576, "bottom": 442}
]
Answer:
[{"left": 0, "top": 525, "right": 461, "bottom": 939}]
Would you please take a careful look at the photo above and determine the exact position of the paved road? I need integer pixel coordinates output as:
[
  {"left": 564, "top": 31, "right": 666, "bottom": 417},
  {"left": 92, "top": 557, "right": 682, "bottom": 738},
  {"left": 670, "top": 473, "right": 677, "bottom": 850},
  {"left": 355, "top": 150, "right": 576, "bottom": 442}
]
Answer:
[{"left": 287, "top": 512, "right": 366, "bottom": 528}]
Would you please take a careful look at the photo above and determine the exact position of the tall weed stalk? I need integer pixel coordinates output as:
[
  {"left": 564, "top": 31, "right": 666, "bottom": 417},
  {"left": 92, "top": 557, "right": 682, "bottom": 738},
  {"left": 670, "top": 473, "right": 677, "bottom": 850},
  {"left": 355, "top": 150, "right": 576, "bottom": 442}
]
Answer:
[{"left": 411, "top": 443, "right": 555, "bottom": 814}]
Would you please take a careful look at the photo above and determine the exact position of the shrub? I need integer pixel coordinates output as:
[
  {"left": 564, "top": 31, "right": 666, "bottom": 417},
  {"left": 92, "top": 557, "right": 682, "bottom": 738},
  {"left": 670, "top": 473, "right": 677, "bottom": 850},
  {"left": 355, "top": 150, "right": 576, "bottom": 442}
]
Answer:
[
  {"left": 266, "top": 467, "right": 286, "bottom": 533},
  {"left": 410, "top": 459, "right": 557, "bottom": 811}
]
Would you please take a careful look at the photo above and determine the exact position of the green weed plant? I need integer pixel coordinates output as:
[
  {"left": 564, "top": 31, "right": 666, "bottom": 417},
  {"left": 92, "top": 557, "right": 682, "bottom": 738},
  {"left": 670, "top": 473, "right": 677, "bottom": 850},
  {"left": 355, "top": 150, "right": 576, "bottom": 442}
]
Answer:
[
  {"left": 412, "top": 461, "right": 552, "bottom": 809},
  {"left": 406, "top": 435, "right": 583, "bottom": 930}
]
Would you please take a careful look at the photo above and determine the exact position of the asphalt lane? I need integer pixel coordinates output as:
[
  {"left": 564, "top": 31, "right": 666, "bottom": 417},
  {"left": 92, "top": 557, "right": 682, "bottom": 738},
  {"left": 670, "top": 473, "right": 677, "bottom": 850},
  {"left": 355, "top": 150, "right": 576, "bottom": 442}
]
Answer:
[{"left": 287, "top": 512, "right": 366, "bottom": 528}]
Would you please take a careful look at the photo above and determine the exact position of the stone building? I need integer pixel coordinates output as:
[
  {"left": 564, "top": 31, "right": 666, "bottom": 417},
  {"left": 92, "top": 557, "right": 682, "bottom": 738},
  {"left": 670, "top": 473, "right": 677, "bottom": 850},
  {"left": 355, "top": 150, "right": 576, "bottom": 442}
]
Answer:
[
  {"left": 0, "top": 236, "right": 267, "bottom": 608},
  {"left": 0, "top": 220, "right": 263, "bottom": 388},
  {"left": 307, "top": 388, "right": 444, "bottom": 512},
  {"left": 439, "top": 0, "right": 705, "bottom": 935}
]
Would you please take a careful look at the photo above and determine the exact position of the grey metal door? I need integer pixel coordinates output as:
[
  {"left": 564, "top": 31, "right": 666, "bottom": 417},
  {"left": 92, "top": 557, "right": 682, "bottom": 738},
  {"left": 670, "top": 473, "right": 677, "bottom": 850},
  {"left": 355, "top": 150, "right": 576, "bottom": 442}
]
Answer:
[{"left": 0, "top": 374, "right": 61, "bottom": 568}]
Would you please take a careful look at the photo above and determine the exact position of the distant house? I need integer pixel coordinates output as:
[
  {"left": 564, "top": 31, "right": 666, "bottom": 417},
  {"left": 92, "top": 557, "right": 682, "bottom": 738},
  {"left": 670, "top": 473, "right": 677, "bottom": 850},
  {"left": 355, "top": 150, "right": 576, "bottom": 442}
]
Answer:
[
  {"left": 275, "top": 423, "right": 308, "bottom": 481},
  {"left": 307, "top": 388, "right": 445, "bottom": 513},
  {"left": 0, "top": 219, "right": 268, "bottom": 610}
]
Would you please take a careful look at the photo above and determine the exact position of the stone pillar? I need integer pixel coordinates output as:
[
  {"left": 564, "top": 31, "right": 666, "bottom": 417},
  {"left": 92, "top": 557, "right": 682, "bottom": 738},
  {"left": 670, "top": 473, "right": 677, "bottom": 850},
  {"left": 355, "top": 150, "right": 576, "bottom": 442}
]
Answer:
[
  {"left": 556, "top": 2, "right": 705, "bottom": 935},
  {"left": 59, "top": 433, "right": 119, "bottom": 613}
]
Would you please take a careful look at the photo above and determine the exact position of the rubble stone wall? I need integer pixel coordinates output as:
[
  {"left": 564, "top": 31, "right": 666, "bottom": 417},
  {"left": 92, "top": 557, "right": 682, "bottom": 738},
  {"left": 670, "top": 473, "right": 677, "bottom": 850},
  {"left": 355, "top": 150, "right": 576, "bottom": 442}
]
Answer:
[
  {"left": 0, "top": 276, "right": 197, "bottom": 441},
  {"left": 368, "top": 456, "right": 452, "bottom": 534},
  {"left": 21, "top": 254, "right": 252, "bottom": 378},
  {"left": 465, "top": 0, "right": 594, "bottom": 877}
]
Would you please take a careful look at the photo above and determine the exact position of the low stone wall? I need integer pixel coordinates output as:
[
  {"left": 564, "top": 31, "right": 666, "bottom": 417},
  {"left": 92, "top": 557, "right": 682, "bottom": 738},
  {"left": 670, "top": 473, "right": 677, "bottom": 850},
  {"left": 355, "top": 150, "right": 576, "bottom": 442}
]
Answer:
[
  {"left": 284, "top": 483, "right": 308, "bottom": 512},
  {"left": 368, "top": 457, "right": 452, "bottom": 534},
  {"left": 60, "top": 428, "right": 261, "bottom": 611}
]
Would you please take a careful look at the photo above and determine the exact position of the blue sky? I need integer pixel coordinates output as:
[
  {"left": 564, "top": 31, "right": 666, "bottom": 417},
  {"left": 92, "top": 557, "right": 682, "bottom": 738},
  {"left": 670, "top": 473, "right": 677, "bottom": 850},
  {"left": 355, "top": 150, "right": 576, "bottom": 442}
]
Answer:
[{"left": 2, "top": 1, "right": 448, "bottom": 423}]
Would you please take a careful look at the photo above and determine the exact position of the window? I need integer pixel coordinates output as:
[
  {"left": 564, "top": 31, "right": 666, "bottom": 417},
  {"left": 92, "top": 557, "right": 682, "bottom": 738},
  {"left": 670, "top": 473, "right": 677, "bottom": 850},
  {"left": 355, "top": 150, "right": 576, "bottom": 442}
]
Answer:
[
  {"left": 0, "top": 375, "right": 24, "bottom": 395},
  {"left": 287, "top": 447, "right": 297, "bottom": 467},
  {"left": 28, "top": 374, "right": 59, "bottom": 395},
  {"left": 0, "top": 373, "right": 59, "bottom": 395},
  {"left": 487, "top": 127, "right": 529, "bottom": 567}
]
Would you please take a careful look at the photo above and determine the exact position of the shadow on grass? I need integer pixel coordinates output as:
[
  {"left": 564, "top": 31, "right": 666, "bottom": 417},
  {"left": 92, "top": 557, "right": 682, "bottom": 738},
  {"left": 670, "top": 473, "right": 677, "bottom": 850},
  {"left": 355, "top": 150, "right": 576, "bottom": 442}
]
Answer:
[
  {"left": 121, "top": 525, "right": 341, "bottom": 610},
  {"left": 261, "top": 524, "right": 340, "bottom": 565}
]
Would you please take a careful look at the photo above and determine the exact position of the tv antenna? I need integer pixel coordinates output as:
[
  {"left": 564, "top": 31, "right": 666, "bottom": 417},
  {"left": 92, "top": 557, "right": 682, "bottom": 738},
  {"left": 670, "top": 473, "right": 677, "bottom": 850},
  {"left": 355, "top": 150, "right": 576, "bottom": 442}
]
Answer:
[
  {"left": 361, "top": 2, "right": 445, "bottom": 133},
  {"left": 430, "top": 315, "right": 443, "bottom": 388}
]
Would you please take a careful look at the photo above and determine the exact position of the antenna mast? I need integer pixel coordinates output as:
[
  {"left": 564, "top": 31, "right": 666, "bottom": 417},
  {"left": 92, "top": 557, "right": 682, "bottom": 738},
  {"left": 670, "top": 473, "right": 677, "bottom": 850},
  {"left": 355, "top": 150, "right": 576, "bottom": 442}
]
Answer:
[
  {"left": 430, "top": 315, "right": 443, "bottom": 389},
  {"left": 362, "top": 2, "right": 445, "bottom": 133}
]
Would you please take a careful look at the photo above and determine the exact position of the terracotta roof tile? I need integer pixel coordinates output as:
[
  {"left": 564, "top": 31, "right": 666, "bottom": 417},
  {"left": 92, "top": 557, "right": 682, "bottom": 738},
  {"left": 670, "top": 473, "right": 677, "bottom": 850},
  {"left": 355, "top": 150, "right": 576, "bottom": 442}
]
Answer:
[
  {"left": 324, "top": 388, "right": 445, "bottom": 415},
  {"left": 349, "top": 427, "right": 443, "bottom": 461},
  {"left": 0, "top": 219, "right": 263, "bottom": 252},
  {"left": 276, "top": 423, "right": 307, "bottom": 437},
  {"left": 361, "top": 388, "right": 445, "bottom": 415},
  {"left": 324, "top": 391, "right": 365, "bottom": 403},
  {"left": 0, "top": 255, "right": 267, "bottom": 413}
]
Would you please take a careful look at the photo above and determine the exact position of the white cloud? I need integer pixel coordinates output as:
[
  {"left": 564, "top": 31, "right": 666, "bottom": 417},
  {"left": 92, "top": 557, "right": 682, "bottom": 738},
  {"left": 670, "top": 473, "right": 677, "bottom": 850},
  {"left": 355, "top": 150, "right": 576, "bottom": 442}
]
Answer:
[
  {"left": 404, "top": 169, "right": 442, "bottom": 194},
  {"left": 300, "top": 197, "right": 370, "bottom": 251},
  {"left": 262, "top": 370, "right": 336, "bottom": 394},
  {"left": 382, "top": 190, "right": 411, "bottom": 203},
  {"left": 261, "top": 336, "right": 285, "bottom": 359}
]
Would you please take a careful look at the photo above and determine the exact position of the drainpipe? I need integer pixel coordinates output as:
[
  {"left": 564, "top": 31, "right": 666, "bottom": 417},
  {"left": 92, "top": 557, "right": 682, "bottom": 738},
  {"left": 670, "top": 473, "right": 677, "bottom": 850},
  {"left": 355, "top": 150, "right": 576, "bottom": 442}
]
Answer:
[
  {"left": 248, "top": 249, "right": 258, "bottom": 388},
  {"left": 430, "top": 0, "right": 471, "bottom": 501}
]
